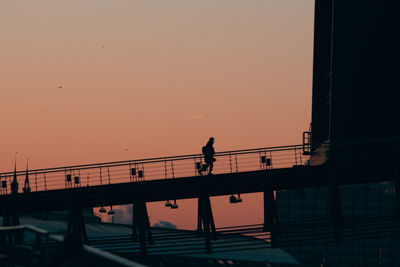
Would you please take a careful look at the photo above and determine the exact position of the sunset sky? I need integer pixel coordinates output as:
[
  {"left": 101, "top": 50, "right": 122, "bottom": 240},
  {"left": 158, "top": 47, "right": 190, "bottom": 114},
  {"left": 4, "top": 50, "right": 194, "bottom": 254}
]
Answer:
[{"left": 1, "top": 1, "right": 315, "bottom": 228}]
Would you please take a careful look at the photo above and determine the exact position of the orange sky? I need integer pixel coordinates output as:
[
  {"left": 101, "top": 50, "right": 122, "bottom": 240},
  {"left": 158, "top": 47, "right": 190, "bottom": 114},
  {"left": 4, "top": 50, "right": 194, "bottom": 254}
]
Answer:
[{"left": 1, "top": 1, "right": 315, "bottom": 228}]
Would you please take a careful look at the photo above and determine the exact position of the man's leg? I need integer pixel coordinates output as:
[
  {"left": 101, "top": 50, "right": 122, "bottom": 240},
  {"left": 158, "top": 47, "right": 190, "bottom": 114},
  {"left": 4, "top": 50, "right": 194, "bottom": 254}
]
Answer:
[{"left": 208, "top": 162, "right": 213, "bottom": 174}]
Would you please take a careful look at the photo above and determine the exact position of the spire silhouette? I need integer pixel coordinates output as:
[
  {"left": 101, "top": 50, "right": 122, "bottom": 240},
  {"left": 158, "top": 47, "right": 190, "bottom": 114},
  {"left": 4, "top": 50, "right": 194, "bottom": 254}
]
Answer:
[
  {"left": 11, "top": 157, "right": 18, "bottom": 194},
  {"left": 23, "top": 158, "right": 31, "bottom": 193}
]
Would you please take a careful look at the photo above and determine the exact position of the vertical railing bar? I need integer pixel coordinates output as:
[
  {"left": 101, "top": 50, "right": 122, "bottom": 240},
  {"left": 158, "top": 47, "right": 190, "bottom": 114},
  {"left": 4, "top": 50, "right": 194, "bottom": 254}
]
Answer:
[
  {"left": 107, "top": 167, "right": 111, "bottom": 185},
  {"left": 264, "top": 150, "right": 267, "bottom": 170},
  {"left": 64, "top": 168, "right": 67, "bottom": 189},
  {"left": 298, "top": 146, "right": 301, "bottom": 165},
  {"left": 136, "top": 161, "right": 138, "bottom": 182},
  {"left": 7, "top": 175, "right": 10, "bottom": 194},
  {"left": 269, "top": 150, "right": 273, "bottom": 169},
  {"left": 229, "top": 153, "right": 233, "bottom": 173},
  {"left": 300, "top": 146, "right": 304, "bottom": 165},
  {"left": 142, "top": 163, "right": 145, "bottom": 180},
  {"left": 72, "top": 169, "right": 75, "bottom": 188},
  {"left": 70, "top": 168, "right": 73, "bottom": 189},
  {"left": 134, "top": 162, "right": 137, "bottom": 182},
  {"left": 43, "top": 173, "right": 47, "bottom": 191},
  {"left": 235, "top": 155, "right": 239, "bottom": 173},
  {"left": 194, "top": 157, "right": 197, "bottom": 176},
  {"left": 34, "top": 171, "right": 38, "bottom": 192},
  {"left": 164, "top": 160, "right": 168, "bottom": 179},
  {"left": 134, "top": 161, "right": 137, "bottom": 182},
  {"left": 171, "top": 161, "right": 175, "bottom": 179},
  {"left": 129, "top": 162, "right": 131, "bottom": 183},
  {"left": 99, "top": 165, "right": 103, "bottom": 185}
]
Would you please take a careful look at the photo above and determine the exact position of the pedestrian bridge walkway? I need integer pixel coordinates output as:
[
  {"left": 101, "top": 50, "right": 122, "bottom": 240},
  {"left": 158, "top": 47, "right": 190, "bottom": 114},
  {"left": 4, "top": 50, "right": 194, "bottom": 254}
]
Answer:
[{"left": 0, "top": 143, "right": 312, "bottom": 195}]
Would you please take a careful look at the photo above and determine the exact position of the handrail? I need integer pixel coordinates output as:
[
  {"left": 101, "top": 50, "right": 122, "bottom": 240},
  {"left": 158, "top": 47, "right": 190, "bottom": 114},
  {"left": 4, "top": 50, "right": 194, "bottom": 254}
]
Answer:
[
  {"left": 0, "top": 136, "right": 398, "bottom": 196},
  {"left": 2, "top": 136, "right": 399, "bottom": 176},
  {"left": 0, "top": 144, "right": 304, "bottom": 176}
]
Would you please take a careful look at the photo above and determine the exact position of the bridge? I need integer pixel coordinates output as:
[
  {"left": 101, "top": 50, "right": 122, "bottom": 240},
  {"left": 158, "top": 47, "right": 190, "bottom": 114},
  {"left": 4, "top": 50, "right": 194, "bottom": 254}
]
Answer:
[{"left": 1, "top": 138, "right": 399, "bottom": 259}]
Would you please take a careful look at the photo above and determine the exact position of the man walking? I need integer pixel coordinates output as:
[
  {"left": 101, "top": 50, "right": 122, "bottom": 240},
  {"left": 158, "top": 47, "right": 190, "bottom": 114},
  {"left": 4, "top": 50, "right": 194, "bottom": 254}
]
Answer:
[{"left": 199, "top": 137, "right": 216, "bottom": 175}]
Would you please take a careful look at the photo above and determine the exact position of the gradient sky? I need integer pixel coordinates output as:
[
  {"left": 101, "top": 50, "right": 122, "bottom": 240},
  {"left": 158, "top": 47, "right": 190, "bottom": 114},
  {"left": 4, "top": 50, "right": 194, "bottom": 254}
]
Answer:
[{"left": 1, "top": 1, "right": 315, "bottom": 228}]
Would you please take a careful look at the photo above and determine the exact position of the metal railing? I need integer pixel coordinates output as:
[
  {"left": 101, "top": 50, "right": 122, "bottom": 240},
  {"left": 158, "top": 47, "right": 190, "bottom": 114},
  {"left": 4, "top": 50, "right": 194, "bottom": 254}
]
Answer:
[
  {"left": 0, "top": 144, "right": 309, "bottom": 195},
  {"left": 1, "top": 137, "right": 398, "bottom": 195}
]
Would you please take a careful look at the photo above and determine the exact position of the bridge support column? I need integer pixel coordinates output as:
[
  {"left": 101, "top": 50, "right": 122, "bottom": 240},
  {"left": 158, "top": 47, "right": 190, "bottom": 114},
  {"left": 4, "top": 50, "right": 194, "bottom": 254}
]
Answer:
[
  {"left": 67, "top": 200, "right": 87, "bottom": 243},
  {"left": 197, "top": 192, "right": 217, "bottom": 254},
  {"left": 131, "top": 200, "right": 153, "bottom": 256},
  {"left": 263, "top": 182, "right": 279, "bottom": 248},
  {"left": 328, "top": 167, "right": 343, "bottom": 240}
]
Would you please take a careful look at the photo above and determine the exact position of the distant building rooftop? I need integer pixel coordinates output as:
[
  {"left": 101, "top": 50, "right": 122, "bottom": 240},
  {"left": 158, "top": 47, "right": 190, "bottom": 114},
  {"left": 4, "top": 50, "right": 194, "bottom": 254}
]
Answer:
[{"left": 1, "top": 216, "right": 300, "bottom": 266}]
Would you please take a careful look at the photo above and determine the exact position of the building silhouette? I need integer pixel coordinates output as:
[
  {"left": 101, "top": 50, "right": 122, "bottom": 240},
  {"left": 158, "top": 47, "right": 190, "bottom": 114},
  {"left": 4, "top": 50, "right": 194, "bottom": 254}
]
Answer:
[
  {"left": 277, "top": 1, "right": 400, "bottom": 265},
  {"left": 311, "top": 0, "right": 400, "bottom": 145}
]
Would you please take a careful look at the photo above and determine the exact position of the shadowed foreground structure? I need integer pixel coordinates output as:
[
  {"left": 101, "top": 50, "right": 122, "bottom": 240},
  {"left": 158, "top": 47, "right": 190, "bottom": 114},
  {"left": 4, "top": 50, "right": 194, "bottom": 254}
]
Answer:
[{"left": 1, "top": 138, "right": 400, "bottom": 265}]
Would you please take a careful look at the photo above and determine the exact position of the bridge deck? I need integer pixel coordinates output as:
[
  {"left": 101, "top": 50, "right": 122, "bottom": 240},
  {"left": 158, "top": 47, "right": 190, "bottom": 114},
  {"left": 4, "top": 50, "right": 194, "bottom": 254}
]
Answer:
[{"left": 0, "top": 162, "right": 394, "bottom": 216}]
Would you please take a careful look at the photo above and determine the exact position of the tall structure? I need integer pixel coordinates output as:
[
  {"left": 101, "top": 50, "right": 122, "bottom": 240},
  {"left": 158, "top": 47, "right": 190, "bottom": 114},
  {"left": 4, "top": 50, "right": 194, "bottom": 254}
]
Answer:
[
  {"left": 278, "top": 2, "right": 400, "bottom": 265},
  {"left": 311, "top": 0, "right": 400, "bottom": 147}
]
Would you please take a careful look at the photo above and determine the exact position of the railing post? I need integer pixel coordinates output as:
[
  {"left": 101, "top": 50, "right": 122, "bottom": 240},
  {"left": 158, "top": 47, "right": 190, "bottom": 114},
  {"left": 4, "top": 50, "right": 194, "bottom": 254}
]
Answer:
[
  {"left": 234, "top": 155, "right": 239, "bottom": 173},
  {"left": 164, "top": 160, "right": 168, "bottom": 179},
  {"left": 129, "top": 163, "right": 132, "bottom": 182},
  {"left": 1, "top": 176, "right": 7, "bottom": 195},
  {"left": 99, "top": 165, "right": 103, "bottom": 185},
  {"left": 229, "top": 154, "right": 233, "bottom": 173},
  {"left": 43, "top": 173, "right": 47, "bottom": 191},
  {"left": 170, "top": 161, "right": 175, "bottom": 179},
  {"left": 141, "top": 163, "right": 145, "bottom": 181},
  {"left": 194, "top": 157, "right": 197, "bottom": 176},
  {"left": 34, "top": 171, "right": 38, "bottom": 192},
  {"left": 64, "top": 169, "right": 67, "bottom": 189}
]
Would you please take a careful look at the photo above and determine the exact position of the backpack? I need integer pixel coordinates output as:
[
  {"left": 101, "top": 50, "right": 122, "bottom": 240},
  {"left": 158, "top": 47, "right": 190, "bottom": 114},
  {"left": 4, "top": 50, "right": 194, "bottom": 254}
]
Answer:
[{"left": 202, "top": 146, "right": 207, "bottom": 154}]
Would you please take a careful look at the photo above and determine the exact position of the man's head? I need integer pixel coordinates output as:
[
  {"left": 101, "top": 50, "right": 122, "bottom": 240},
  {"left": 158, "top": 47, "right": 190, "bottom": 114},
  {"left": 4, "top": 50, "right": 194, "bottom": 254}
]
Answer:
[{"left": 209, "top": 137, "right": 214, "bottom": 144}]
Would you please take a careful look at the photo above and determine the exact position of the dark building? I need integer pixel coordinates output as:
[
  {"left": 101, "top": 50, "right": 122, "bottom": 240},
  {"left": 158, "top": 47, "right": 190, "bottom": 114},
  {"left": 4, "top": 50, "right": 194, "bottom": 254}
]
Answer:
[
  {"left": 311, "top": 1, "right": 400, "bottom": 147},
  {"left": 287, "top": 2, "right": 400, "bottom": 265}
]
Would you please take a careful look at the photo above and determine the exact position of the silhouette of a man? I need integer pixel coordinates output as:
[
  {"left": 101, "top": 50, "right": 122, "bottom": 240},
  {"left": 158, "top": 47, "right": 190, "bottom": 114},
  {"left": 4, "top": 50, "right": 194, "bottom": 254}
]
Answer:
[{"left": 199, "top": 137, "right": 216, "bottom": 175}]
